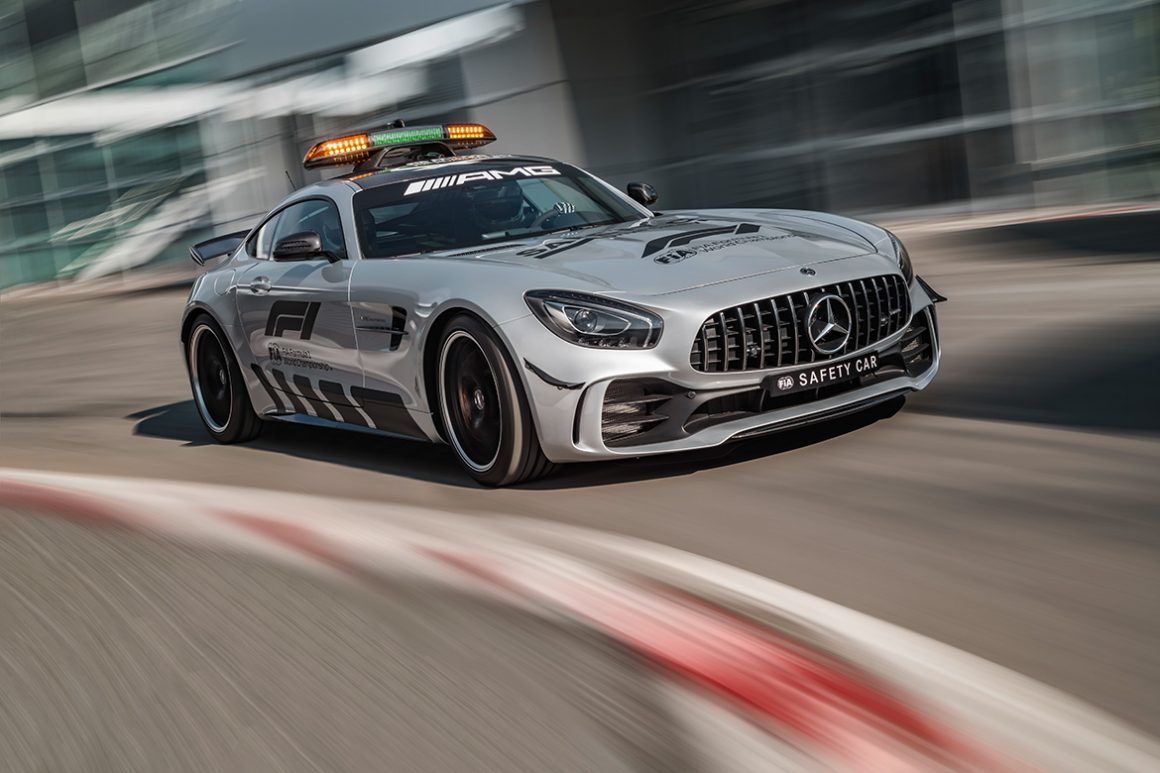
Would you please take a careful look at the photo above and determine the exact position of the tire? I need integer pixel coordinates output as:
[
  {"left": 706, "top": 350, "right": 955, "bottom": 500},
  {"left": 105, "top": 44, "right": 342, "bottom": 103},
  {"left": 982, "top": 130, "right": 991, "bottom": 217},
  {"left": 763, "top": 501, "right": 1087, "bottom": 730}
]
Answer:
[
  {"left": 436, "top": 314, "right": 556, "bottom": 486},
  {"left": 186, "top": 314, "right": 262, "bottom": 444}
]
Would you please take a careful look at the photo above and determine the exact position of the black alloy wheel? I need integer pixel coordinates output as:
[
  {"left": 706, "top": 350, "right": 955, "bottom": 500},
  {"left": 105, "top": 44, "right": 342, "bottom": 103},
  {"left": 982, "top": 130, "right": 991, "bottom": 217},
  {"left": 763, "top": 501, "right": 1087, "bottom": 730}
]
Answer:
[
  {"left": 442, "top": 331, "right": 503, "bottom": 471},
  {"left": 186, "top": 315, "right": 261, "bottom": 443},
  {"left": 437, "top": 315, "right": 555, "bottom": 486}
]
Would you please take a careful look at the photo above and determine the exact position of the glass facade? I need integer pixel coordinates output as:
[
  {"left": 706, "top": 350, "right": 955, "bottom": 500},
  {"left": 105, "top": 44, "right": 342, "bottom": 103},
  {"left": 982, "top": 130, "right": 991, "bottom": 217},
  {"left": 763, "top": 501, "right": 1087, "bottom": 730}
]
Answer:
[
  {"left": 0, "top": 0, "right": 227, "bottom": 287},
  {"left": 0, "top": 122, "right": 208, "bottom": 286},
  {"left": 556, "top": 0, "right": 1159, "bottom": 214},
  {"left": 0, "top": 0, "right": 1156, "bottom": 289}
]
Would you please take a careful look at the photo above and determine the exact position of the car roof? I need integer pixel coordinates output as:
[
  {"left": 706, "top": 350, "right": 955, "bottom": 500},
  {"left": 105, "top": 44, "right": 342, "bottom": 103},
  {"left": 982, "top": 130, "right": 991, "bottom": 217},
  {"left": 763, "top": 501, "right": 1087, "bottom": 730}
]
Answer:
[{"left": 333, "top": 153, "right": 560, "bottom": 191}]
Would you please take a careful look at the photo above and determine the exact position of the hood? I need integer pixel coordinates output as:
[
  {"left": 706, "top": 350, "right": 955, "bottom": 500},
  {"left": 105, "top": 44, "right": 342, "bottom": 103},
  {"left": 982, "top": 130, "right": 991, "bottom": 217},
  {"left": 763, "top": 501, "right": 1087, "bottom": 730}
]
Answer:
[{"left": 437, "top": 210, "right": 886, "bottom": 296}]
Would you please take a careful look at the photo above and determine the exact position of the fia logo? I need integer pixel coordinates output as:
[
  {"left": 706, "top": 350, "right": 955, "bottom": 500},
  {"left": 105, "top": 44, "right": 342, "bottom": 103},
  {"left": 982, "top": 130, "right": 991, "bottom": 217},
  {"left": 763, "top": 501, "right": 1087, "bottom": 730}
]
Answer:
[
  {"left": 268, "top": 343, "right": 283, "bottom": 364},
  {"left": 777, "top": 375, "right": 795, "bottom": 391},
  {"left": 653, "top": 247, "right": 698, "bottom": 265}
]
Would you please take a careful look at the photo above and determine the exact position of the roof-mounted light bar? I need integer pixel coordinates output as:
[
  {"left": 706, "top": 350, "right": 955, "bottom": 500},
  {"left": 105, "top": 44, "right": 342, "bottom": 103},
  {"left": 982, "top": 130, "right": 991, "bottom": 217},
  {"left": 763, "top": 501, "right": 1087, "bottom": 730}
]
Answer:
[{"left": 302, "top": 122, "right": 496, "bottom": 169}]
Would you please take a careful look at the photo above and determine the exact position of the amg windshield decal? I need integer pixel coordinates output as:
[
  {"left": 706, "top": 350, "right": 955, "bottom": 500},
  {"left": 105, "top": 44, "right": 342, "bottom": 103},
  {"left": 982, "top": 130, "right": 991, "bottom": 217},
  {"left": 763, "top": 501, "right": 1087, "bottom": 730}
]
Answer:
[
  {"left": 265, "top": 300, "right": 320, "bottom": 339},
  {"left": 641, "top": 223, "right": 761, "bottom": 258},
  {"left": 402, "top": 166, "right": 560, "bottom": 196}
]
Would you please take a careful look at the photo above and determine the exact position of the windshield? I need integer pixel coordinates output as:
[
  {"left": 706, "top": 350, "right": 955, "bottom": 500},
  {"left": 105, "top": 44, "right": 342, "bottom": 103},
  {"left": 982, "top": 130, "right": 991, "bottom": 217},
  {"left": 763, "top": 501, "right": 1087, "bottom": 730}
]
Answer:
[{"left": 352, "top": 162, "right": 644, "bottom": 259}]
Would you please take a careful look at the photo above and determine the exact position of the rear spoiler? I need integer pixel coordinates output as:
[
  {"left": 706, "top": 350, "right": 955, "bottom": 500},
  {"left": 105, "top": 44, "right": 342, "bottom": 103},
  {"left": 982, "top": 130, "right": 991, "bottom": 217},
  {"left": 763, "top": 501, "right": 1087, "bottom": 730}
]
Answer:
[{"left": 190, "top": 230, "right": 248, "bottom": 265}]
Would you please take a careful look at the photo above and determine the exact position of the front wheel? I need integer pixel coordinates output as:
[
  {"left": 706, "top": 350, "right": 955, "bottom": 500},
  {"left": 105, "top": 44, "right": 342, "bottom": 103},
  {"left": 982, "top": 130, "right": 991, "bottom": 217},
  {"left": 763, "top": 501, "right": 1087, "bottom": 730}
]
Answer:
[
  {"left": 186, "top": 314, "right": 261, "bottom": 444},
  {"left": 437, "top": 315, "right": 555, "bottom": 486}
]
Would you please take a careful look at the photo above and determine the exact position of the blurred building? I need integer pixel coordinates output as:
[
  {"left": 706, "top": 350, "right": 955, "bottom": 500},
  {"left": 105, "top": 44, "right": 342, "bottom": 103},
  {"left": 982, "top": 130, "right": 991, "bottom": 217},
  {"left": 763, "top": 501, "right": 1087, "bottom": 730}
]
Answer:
[{"left": 1, "top": 0, "right": 1157, "bottom": 288}]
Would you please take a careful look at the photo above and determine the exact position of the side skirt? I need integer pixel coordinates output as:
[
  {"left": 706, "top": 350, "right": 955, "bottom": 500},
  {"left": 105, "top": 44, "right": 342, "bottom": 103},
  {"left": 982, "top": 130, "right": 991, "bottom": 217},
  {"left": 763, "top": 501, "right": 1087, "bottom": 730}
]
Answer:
[
  {"left": 249, "top": 364, "right": 427, "bottom": 440},
  {"left": 263, "top": 412, "right": 430, "bottom": 443}
]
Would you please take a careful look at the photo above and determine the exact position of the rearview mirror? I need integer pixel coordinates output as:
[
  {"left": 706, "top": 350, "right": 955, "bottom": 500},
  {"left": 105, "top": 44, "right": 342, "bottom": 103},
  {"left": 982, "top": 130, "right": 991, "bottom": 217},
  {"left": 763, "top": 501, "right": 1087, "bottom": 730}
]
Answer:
[
  {"left": 272, "top": 231, "right": 334, "bottom": 262},
  {"left": 626, "top": 182, "right": 658, "bottom": 207}
]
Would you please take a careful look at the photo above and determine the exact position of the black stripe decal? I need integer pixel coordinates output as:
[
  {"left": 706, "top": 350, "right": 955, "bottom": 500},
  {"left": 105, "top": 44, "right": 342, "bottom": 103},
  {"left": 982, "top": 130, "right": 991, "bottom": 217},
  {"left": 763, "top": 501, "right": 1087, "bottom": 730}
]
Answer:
[
  {"left": 293, "top": 374, "right": 336, "bottom": 419},
  {"left": 317, "top": 380, "right": 370, "bottom": 426},
  {"left": 269, "top": 369, "right": 309, "bottom": 413},
  {"left": 662, "top": 226, "right": 737, "bottom": 251},
  {"left": 250, "top": 364, "right": 288, "bottom": 412},
  {"left": 640, "top": 223, "right": 763, "bottom": 257},
  {"left": 350, "top": 386, "right": 424, "bottom": 438},
  {"left": 516, "top": 237, "right": 596, "bottom": 260},
  {"left": 640, "top": 227, "right": 733, "bottom": 258}
]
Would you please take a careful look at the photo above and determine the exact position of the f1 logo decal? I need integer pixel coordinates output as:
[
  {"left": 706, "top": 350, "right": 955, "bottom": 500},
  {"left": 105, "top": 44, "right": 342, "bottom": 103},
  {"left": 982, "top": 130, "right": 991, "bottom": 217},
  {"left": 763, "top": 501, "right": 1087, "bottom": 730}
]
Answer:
[
  {"left": 265, "top": 301, "right": 320, "bottom": 340},
  {"left": 641, "top": 223, "right": 761, "bottom": 258}
]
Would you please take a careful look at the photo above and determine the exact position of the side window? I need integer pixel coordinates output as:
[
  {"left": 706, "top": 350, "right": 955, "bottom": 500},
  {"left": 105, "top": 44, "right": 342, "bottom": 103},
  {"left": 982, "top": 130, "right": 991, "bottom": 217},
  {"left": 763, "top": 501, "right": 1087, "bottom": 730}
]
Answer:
[
  {"left": 272, "top": 199, "right": 346, "bottom": 259},
  {"left": 245, "top": 214, "right": 280, "bottom": 260}
]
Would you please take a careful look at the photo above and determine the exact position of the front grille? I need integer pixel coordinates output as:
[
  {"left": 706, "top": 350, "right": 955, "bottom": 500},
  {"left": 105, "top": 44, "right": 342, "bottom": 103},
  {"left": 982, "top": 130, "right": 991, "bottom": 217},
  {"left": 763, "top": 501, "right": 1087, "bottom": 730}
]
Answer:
[{"left": 690, "top": 274, "right": 910, "bottom": 373}]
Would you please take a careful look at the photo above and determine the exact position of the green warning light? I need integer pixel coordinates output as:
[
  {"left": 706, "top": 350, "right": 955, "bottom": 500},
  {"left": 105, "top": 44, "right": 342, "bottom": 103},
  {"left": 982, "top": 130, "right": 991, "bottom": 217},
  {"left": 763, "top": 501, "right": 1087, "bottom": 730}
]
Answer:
[
  {"left": 303, "top": 123, "right": 495, "bottom": 169},
  {"left": 369, "top": 126, "right": 445, "bottom": 146}
]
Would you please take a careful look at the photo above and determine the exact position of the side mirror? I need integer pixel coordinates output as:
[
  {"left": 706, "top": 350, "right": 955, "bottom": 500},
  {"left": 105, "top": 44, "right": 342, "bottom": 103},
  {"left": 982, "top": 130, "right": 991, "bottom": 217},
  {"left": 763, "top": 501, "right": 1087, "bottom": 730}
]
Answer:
[
  {"left": 626, "top": 182, "right": 658, "bottom": 207},
  {"left": 272, "top": 231, "right": 336, "bottom": 262}
]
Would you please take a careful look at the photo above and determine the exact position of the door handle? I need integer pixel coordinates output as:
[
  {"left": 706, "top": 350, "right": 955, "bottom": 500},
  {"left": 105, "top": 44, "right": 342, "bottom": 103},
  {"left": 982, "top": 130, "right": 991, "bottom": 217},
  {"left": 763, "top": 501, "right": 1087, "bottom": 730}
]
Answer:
[{"left": 248, "top": 276, "right": 271, "bottom": 294}]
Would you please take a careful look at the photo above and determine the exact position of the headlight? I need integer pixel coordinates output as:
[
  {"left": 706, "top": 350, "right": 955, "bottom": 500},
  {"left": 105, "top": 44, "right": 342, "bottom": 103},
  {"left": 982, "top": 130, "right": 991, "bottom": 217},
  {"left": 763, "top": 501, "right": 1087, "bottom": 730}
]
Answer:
[
  {"left": 889, "top": 233, "right": 915, "bottom": 285},
  {"left": 525, "top": 290, "right": 662, "bottom": 349}
]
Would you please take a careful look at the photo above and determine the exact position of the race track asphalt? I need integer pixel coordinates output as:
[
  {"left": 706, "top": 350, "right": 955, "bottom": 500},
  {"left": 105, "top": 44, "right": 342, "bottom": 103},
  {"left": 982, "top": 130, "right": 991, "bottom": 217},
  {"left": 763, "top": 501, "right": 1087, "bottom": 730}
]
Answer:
[
  {"left": 2, "top": 227, "right": 1158, "bottom": 739},
  {"left": 0, "top": 507, "right": 681, "bottom": 773}
]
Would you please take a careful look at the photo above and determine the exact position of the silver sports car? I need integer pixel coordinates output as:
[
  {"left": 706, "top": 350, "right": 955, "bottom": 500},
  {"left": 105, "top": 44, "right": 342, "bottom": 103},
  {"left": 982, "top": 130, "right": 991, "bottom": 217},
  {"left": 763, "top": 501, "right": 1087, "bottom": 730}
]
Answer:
[{"left": 183, "top": 122, "right": 943, "bottom": 485}]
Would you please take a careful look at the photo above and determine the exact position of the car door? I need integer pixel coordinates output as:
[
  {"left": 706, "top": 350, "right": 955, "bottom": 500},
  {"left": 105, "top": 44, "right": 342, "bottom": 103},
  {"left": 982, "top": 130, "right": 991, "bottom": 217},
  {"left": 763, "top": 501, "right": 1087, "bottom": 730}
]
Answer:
[
  {"left": 342, "top": 193, "right": 435, "bottom": 440},
  {"left": 234, "top": 197, "right": 364, "bottom": 421}
]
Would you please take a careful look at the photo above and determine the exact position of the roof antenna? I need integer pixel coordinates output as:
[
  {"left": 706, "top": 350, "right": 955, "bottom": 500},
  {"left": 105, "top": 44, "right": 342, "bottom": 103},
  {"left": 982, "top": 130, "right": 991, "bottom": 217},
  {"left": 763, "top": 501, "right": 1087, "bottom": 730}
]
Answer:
[{"left": 284, "top": 170, "right": 294, "bottom": 192}]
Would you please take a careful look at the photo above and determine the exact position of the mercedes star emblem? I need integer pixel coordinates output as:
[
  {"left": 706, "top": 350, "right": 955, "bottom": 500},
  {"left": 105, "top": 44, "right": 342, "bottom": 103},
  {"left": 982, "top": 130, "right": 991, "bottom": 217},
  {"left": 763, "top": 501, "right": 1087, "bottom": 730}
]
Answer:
[{"left": 806, "top": 293, "right": 852, "bottom": 355}]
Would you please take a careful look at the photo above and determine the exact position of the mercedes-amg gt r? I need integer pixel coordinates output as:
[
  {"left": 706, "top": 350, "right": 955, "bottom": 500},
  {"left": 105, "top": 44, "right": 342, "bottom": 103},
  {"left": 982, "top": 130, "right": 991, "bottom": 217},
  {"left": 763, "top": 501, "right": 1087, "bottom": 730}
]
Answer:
[{"left": 183, "top": 121, "right": 943, "bottom": 485}]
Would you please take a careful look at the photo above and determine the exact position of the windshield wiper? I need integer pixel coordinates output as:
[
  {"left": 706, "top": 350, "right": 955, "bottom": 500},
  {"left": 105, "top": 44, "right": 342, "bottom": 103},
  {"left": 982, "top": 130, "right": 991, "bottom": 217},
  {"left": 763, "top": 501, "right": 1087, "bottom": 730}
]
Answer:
[{"left": 540, "top": 220, "right": 619, "bottom": 237}]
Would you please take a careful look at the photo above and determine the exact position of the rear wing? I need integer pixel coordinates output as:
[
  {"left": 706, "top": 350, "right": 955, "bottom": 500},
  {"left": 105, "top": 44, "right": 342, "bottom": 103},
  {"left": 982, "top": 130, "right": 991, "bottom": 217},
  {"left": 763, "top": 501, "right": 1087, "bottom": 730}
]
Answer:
[{"left": 189, "top": 230, "right": 248, "bottom": 265}]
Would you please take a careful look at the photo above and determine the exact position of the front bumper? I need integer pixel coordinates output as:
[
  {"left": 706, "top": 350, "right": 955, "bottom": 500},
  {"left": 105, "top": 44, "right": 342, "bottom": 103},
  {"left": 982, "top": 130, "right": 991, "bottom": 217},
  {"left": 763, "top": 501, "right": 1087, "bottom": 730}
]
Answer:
[{"left": 499, "top": 277, "right": 942, "bottom": 463}]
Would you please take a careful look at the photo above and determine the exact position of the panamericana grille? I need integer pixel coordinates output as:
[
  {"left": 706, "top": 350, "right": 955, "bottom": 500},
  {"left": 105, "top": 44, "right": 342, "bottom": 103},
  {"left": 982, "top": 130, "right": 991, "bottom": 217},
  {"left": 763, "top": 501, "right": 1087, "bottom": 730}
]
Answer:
[{"left": 690, "top": 274, "right": 910, "bottom": 373}]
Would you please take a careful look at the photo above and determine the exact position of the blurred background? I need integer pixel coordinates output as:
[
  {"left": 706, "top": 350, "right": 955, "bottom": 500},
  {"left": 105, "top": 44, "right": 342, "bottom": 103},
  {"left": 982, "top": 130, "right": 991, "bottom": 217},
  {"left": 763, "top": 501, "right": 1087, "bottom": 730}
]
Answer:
[
  {"left": 0, "top": 0, "right": 1157, "bottom": 289},
  {"left": 2, "top": 3, "right": 1160, "bottom": 769}
]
